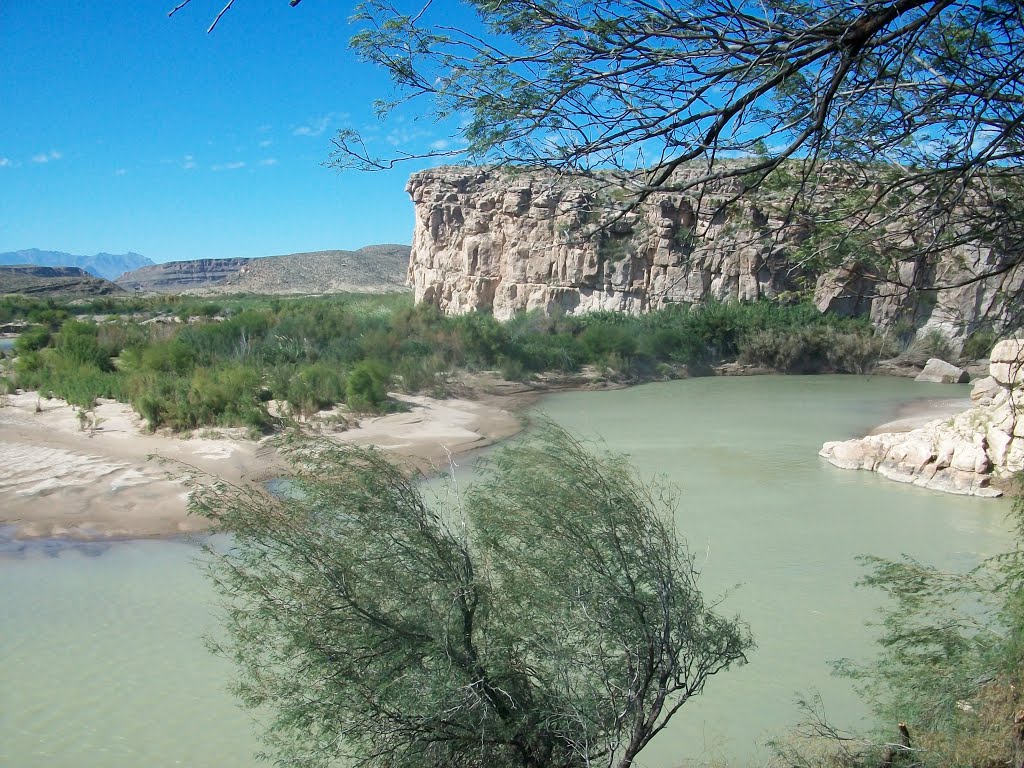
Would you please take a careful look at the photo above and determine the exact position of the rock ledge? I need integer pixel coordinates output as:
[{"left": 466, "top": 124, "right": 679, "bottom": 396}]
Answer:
[{"left": 820, "top": 340, "right": 1024, "bottom": 497}]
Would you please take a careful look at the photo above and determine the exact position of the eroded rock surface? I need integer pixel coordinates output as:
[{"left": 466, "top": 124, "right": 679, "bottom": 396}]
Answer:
[
  {"left": 406, "top": 166, "right": 1023, "bottom": 340},
  {"left": 820, "top": 340, "right": 1024, "bottom": 496}
]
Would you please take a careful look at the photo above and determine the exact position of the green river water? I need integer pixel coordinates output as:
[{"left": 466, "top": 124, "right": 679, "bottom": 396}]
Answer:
[{"left": 1, "top": 375, "right": 1014, "bottom": 767}]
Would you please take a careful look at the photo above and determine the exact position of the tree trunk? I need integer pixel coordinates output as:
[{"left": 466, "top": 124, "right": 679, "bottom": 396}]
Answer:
[{"left": 1013, "top": 709, "right": 1024, "bottom": 768}]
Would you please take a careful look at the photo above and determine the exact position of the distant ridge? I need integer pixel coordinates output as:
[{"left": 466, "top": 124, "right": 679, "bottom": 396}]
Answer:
[
  {"left": 0, "top": 249, "right": 155, "bottom": 280},
  {"left": 117, "top": 245, "right": 411, "bottom": 295},
  {"left": 0, "top": 265, "right": 127, "bottom": 297}
]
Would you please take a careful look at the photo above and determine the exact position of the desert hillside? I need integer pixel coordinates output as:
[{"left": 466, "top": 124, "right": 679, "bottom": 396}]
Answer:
[
  {"left": 0, "top": 265, "right": 126, "bottom": 297},
  {"left": 117, "top": 245, "right": 410, "bottom": 295}
]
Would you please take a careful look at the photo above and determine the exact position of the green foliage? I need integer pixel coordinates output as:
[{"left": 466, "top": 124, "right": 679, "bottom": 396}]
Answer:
[
  {"left": 190, "top": 422, "right": 752, "bottom": 768},
  {"left": 285, "top": 363, "right": 346, "bottom": 418},
  {"left": 3, "top": 292, "right": 883, "bottom": 430},
  {"left": 579, "top": 322, "right": 637, "bottom": 360},
  {"left": 833, "top": 482, "right": 1024, "bottom": 768},
  {"left": 739, "top": 327, "right": 892, "bottom": 374},
  {"left": 345, "top": 359, "right": 391, "bottom": 412},
  {"left": 962, "top": 328, "right": 999, "bottom": 361},
  {"left": 13, "top": 325, "right": 51, "bottom": 355},
  {"left": 56, "top": 321, "right": 112, "bottom": 371}
]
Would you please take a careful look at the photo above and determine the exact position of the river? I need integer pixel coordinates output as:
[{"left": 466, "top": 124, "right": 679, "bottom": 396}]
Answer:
[{"left": 0, "top": 375, "right": 1013, "bottom": 767}]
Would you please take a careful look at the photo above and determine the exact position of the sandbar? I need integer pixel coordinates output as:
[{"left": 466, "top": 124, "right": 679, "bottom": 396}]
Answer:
[{"left": 0, "top": 391, "right": 524, "bottom": 540}]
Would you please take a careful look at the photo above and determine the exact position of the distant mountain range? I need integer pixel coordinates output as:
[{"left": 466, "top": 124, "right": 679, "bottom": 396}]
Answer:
[{"left": 0, "top": 249, "right": 155, "bottom": 281}]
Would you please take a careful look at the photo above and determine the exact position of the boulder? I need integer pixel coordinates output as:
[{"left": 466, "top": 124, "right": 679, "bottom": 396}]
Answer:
[
  {"left": 971, "top": 375, "right": 1000, "bottom": 402},
  {"left": 915, "top": 358, "right": 969, "bottom": 384},
  {"left": 991, "top": 338, "right": 1024, "bottom": 364},
  {"left": 989, "top": 339, "right": 1024, "bottom": 386}
]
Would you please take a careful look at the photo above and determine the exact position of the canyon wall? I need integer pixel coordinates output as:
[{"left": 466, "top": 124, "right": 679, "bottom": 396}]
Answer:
[{"left": 406, "top": 167, "right": 1023, "bottom": 338}]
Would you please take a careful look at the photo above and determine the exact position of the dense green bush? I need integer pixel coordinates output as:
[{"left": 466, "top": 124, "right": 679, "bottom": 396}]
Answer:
[
  {"left": 13, "top": 325, "right": 51, "bottom": 355},
  {"left": 56, "top": 321, "right": 113, "bottom": 371},
  {"left": 962, "top": 328, "right": 999, "bottom": 361},
  {"left": 285, "top": 363, "right": 346, "bottom": 418},
  {"left": 346, "top": 359, "right": 391, "bottom": 412},
  {"left": 4, "top": 292, "right": 886, "bottom": 430},
  {"left": 738, "top": 327, "right": 890, "bottom": 374}
]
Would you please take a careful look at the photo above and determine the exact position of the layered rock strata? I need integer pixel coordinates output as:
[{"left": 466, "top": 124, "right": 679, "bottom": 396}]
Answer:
[
  {"left": 406, "top": 167, "right": 1023, "bottom": 338},
  {"left": 820, "top": 340, "right": 1024, "bottom": 497}
]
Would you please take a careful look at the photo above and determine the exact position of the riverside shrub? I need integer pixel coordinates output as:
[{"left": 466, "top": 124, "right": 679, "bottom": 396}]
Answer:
[
  {"left": 346, "top": 359, "right": 391, "bottom": 412},
  {"left": 7, "top": 293, "right": 884, "bottom": 430}
]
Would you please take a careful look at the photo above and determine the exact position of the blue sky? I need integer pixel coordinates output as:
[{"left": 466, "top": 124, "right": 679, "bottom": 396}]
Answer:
[{"left": 0, "top": 2, "right": 463, "bottom": 263}]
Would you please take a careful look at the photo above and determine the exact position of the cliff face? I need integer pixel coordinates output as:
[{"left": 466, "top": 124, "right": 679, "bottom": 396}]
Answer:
[{"left": 406, "top": 167, "right": 1023, "bottom": 338}]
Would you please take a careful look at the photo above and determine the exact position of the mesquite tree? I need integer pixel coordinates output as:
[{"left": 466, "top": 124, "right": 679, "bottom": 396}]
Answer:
[
  {"left": 190, "top": 423, "right": 751, "bottom": 768},
  {"left": 173, "top": 0, "right": 1023, "bottom": 319}
]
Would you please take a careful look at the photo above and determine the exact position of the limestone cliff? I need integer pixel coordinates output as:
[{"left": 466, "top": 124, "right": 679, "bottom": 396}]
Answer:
[
  {"left": 406, "top": 167, "right": 1023, "bottom": 338},
  {"left": 820, "top": 340, "right": 1024, "bottom": 497}
]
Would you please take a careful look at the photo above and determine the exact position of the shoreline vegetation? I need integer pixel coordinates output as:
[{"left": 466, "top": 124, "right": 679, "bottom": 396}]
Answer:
[{"left": 0, "top": 291, "right": 978, "bottom": 541}]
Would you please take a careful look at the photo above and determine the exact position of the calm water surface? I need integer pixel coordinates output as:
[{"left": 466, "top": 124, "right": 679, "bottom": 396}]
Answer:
[{"left": 1, "top": 376, "right": 1013, "bottom": 767}]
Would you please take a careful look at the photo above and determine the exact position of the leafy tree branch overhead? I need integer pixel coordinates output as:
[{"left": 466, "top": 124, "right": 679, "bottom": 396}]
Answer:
[
  {"left": 335, "top": 1, "right": 1022, "bottom": 182},
  {"left": 172, "top": 0, "right": 1023, "bottom": 301}
]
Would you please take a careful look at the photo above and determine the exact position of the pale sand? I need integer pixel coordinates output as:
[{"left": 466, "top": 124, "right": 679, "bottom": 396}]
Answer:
[
  {"left": 866, "top": 395, "right": 973, "bottom": 435},
  {"left": 0, "top": 391, "right": 524, "bottom": 540}
]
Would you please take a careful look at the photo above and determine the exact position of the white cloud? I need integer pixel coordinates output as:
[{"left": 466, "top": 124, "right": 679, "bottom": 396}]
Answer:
[
  {"left": 386, "top": 126, "right": 430, "bottom": 147},
  {"left": 259, "top": 139, "right": 273, "bottom": 148},
  {"left": 0, "top": 157, "right": 10, "bottom": 168},
  {"left": 292, "top": 112, "right": 349, "bottom": 138},
  {"left": 31, "top": 149, "right": 62, "bottom": 164},
  {"left": 183, "top": 154, "right": 197, "bottom": 170},
  {"left": 293, "top": 116, "right": 332, "bottom": 137},
  {"left": 115, "top": 168, "right": 127, "bottom": 176},
  {"left": 430, "top": 139, "right": 451, "bottom": 151},
  {"left": 258, "top": 158, "right": 278, "bottom": 166},
  {"left": 212, "top": 161, "right": 246, "bottom": 171}
]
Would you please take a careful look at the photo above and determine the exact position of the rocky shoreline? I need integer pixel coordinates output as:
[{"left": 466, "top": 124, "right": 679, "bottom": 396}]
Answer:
[{"left": 820, "top": 340, "right": 1023, "bottom": 497}]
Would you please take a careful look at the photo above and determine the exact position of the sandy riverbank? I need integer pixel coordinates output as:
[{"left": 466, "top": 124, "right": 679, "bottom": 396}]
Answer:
[
  {"left": 0, "top": 390, "right": 524, "bottom": 540},
  {"left": 0, "top": 374, "right": 977, "bottom": 540},
  {"left": 866, "top": 395, "right": 973, "bottom": 435}
]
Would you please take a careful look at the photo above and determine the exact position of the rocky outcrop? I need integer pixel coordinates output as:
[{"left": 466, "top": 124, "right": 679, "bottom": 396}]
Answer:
[
  {"left": 820, "top": 340, "right": 1024, "bottom": 496},
  {"left": 406, "top": 167, "right": 1023, "bottom": 339}
]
